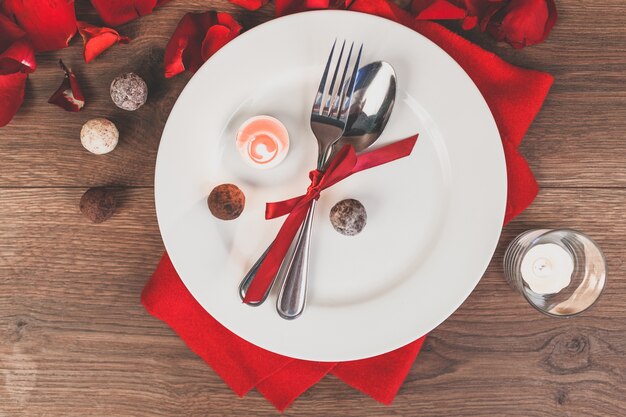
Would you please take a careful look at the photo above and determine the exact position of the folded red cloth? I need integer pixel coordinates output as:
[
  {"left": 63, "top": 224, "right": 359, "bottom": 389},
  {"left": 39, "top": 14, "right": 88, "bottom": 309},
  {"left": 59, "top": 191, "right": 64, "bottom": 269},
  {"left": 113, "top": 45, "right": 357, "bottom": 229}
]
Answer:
[{"left": 142, "top": 3, "right": 553, "bottom": 411}]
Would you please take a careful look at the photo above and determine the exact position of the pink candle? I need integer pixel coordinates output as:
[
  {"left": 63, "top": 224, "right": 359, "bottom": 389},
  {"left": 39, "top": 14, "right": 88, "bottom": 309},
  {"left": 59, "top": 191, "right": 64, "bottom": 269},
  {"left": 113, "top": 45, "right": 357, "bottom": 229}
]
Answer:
[{"left": 236, "top": 116, "right": 289, "bottom": 169}]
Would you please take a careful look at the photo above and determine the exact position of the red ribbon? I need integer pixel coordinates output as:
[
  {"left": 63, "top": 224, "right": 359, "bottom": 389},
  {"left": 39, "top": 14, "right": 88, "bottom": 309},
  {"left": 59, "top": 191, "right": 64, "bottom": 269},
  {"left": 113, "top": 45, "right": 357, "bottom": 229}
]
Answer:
[{"left": 243, "top": 134, "right": 419, "bottom": 303}]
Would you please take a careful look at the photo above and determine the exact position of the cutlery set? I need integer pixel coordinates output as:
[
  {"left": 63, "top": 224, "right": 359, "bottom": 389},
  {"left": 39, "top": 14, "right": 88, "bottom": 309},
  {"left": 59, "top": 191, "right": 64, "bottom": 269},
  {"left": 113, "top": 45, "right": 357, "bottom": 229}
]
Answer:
[{"left": 239, "top": 40, "right": 397, "bottom": 319}]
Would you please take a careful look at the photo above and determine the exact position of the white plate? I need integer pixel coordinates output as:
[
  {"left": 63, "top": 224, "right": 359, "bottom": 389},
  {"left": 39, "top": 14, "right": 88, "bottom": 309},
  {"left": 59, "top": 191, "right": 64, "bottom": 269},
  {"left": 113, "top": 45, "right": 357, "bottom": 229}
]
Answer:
[{"left": 155, "top": 10, "right": 506, "bottom": 361}]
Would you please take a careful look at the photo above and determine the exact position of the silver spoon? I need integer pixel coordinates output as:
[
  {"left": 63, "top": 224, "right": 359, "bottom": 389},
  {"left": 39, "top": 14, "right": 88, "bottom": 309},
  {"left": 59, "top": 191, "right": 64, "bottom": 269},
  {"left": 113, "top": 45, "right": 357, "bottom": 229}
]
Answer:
[
  {"left": 276, "top": 61, "right": 397, "bottom": 319},
  {"left": 239, "top": 61, "right": 397, "bottom": 310}
]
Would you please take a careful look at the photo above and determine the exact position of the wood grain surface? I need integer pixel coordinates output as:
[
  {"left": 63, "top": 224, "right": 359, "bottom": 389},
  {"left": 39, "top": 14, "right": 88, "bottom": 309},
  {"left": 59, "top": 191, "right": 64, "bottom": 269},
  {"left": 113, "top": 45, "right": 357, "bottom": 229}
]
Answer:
[{"left": 1, "top": 0, "right": 625, "bottom": 416}]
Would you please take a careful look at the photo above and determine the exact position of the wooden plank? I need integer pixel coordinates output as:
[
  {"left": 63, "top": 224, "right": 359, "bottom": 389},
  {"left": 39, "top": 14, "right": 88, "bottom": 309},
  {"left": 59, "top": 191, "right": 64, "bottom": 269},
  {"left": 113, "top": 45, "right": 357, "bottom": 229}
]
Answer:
[
  {"left": 0, "top": 187, "right": 624, "bottom": 416},
  {"left": 0, "top": 0, "right": 625, "bottom": 187}
]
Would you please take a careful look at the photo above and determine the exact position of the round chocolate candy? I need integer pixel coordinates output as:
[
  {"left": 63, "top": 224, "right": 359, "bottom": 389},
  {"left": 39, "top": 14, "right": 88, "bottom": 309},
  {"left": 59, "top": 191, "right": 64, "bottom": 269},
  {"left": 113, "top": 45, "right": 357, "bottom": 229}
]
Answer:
[
  {"left": 208, "top": 184, "right": 245, "bottom": 220},
  {"left": 80, "top": 187, "right": 117, "bottom": 223},
  {"left": 329, "top": 198, "right": 367, "bottom": 236},
  {"left": 80, "top": 118, "right": 119, "bottom": 155},
  {"left": 110, "top": 73, "right": 148, "bottom": 111}
]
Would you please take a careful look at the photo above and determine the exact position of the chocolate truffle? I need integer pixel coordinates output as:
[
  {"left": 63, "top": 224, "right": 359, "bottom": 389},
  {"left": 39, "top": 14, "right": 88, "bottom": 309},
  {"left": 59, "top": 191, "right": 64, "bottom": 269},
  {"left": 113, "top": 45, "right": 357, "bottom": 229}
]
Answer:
[
  {"left": 80, "top": 187, "right": 117, "bottom": 223},
  {"left": 329, "top": 199, "right": 367, "bottom": 236},
  {"left": 80, "top": 118, "right": 119, "bottom": 154},
  {"left": 110, "top": 72, "right": 148, "bottom": 111},
  {"left": 208, "top": 184, "right": 245, "bottom": 220}
]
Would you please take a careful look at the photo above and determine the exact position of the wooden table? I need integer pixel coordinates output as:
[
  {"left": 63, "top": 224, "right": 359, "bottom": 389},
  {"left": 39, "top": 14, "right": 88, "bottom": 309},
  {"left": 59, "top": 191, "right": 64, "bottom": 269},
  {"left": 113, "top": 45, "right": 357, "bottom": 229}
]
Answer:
[{"left": 1, "top": 1, "right": 625, "bottom": 415}]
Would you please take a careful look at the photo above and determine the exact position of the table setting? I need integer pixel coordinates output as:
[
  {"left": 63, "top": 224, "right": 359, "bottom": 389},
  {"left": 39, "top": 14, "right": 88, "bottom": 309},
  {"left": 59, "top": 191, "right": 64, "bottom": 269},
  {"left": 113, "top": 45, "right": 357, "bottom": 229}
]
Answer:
[{"left": 0, "top": 0, "right": 624, "bottom": 415}]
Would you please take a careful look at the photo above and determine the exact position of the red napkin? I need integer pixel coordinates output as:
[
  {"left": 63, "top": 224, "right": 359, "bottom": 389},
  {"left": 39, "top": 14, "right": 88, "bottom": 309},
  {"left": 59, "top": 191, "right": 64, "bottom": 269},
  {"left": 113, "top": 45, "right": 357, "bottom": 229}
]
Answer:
[{"left": 142, "top": 2, "right": 553, "bottom": 411}]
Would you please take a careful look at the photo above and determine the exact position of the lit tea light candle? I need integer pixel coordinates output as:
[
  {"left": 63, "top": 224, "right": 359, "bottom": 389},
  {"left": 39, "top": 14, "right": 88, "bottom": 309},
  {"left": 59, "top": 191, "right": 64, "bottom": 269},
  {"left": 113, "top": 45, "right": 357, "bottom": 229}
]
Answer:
[
  {"left": 520, "top": 243, "right": 574, "bottom": 295},
  {"left": 236, "top": 115, "right": 289, "bottom": 169}
]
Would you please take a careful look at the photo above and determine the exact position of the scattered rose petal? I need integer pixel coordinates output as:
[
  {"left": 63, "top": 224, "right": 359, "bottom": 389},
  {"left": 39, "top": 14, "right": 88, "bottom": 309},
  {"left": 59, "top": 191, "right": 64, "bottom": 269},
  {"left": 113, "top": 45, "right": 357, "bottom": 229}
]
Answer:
[
  {"left": 488, "top": 0, "right": 557, "bottom": 48},
  {"left": 462, "top": 0, "right": 506, "bottom": 31},
  {"left": 347, "top": 0, "right": 414, "bottom": 27},
  {"left": 412, "top": 0, "right": 467, "bottom": 20},
  {"left": 0, "top": 71, "right": 27, "bottom": 127},
  {"left": 90, "top": 0, "right": 170, "bottom": 26},
  {"left": 201, "top": 13, "right": 241, "bottom": 59},
  {"left": 0, "top": 14, "right": 36, "bottom": 74},
  {"left": 164, "top": 11, "right": 242, "bottom": 78},
  {"left": 275, "top": 0, "right": 331, "bottom": 16},
  {"left": 229, "top": 0, "right": 269, "bottom": 11},
  {"left": 48, "top": 60, "right": 85, "bottom": 112},
  {"left": 461, "top": 15, "right": 478, "bottom": 30},
  {"left": 77, "top": 21, "right": 130, "bottom": 63},
  {"left": 1, "top": 0, "right": 76, "bottom": 52}
]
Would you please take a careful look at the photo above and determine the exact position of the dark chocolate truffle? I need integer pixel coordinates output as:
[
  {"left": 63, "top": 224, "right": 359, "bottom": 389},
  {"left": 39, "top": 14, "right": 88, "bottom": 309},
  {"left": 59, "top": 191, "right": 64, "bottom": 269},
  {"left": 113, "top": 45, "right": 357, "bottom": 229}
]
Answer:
[
  {"left": 329, "top": 198, "right": 367, "bottom": 236},
  {"left": 80, "top": 187, "right": 117, "bottom": 223},
  {"left": 208, "top": 184, "right": 245, "bottom": 220}
]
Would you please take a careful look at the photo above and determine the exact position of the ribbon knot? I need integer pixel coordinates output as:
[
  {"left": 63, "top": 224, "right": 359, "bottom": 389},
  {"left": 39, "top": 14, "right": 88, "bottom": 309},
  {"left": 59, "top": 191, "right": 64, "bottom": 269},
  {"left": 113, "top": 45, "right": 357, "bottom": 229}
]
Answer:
[
  {"left": 243, "top": 134, "right": 419, "bottom": 304},
  {"left": 306, "top": 169, "right": 324, "bottom": 201}
]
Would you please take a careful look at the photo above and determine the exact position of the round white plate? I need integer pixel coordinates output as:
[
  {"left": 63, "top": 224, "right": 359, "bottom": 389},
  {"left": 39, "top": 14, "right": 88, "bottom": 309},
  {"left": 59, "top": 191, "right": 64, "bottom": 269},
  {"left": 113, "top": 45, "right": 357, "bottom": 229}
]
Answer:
[{"left": 155, "top": 10, "right": 506, "bottom": 361}]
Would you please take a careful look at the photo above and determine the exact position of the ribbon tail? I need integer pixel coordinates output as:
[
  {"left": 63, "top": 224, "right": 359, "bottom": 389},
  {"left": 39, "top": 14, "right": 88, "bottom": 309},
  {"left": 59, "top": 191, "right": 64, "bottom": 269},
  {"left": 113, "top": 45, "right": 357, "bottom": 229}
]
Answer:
[
  {"left": 352, "top": 135, "right": 418, "bottom": 174},
  {"left": 243, "top": 204, "right": 310, "bottom": 303},
  {"left": 266, "top": 194, "right": 306, "bottom": 219}
]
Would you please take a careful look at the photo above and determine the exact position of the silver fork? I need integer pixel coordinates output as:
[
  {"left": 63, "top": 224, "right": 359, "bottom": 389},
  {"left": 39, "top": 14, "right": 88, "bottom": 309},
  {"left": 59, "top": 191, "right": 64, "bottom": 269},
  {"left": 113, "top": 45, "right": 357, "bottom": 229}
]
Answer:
[
  {"left": 276, "top": 41, "right": 362, "bottom": 319},
  {"left": 238, "top": 41, "right": 363, "bottom": 310}
]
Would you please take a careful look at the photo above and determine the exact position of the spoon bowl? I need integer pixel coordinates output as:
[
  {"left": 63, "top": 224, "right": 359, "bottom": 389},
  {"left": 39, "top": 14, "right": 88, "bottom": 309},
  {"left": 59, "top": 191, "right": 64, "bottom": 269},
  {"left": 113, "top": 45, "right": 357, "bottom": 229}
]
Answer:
[{"left": 337, "top": 61, "right": 397, "bottom": 152}]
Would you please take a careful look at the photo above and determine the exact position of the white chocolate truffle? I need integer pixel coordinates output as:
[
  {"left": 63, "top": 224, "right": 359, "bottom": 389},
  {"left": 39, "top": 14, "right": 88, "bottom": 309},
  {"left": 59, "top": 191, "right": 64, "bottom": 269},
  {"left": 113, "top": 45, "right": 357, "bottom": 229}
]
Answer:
[
  {"left": 110, "top": 73, "right": 148, "bottom": 111},
  {"left": 80, "top": 118, "right": 119, "bottom": 155}
]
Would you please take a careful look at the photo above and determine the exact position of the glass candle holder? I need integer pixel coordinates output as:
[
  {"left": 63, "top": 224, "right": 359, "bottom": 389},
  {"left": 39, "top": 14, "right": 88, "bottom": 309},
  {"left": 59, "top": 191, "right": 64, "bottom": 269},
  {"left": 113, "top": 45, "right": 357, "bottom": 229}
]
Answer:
[
  {"left": 503, "top": 229, "right": 606, "bottom": 317},
  {"left": 236, "top": 115, "right": 289, "bottom": 170}
]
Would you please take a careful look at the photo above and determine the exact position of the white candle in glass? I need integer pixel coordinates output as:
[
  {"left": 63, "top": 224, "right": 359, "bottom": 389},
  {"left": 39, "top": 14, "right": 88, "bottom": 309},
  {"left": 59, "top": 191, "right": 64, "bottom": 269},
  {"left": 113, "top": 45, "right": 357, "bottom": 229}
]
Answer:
[{"left": 520, "top": 243, "right": 574, "bottom": 295}]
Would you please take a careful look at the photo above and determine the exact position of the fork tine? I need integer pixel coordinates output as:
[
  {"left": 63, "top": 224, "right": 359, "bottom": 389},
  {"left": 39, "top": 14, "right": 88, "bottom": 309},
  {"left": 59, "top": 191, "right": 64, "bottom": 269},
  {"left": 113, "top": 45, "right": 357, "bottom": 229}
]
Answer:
[
  {"left": 322, "top": 40, "right": 346, "bottom": 117},
  {"left": 329, "top": 42, "right": 354, "bottom": 118},
  {"left": 338, "top": 43, "right": 363, "bottom": 120},
  {"left": 313, "top": 40, "right": 336, "bottom": 115}
]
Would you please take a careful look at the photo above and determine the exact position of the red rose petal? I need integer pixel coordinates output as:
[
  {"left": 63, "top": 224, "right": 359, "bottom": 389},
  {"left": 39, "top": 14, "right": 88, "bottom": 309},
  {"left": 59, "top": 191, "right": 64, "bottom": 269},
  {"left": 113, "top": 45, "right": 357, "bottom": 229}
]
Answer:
[
  {"left": 164, "top": 11, "right": 241, "bottom": 79},
  {"left": 458, "top": 0, "right": 506, "bottom": 31},
  {"left": 275, "top": 0, "right": 331, "bottom": 17},
  {"left": 461, "top": 15, "right": 478, "bottom": 30},
  {"left": 89, "top": 0, "right": 170, "bottom": 27},
  {"left": 229, "top": 0, "right": 269, "bottom": 11},
  {"left": 48, "top": 60, "right": 85, "bottom": 112},
  {"left": 488, "top": 0, "right": 556, "bottom": 48},
  {"left": 412, "top": 0, "right": 467, "bottom": 20},
  {"left": 77, "top": 21, "right": 130, "bottom": 63},
  {"left": 544, "top": 0, "right": 558, "bottom": 39},
  {"left": 200, "top": 12, "right": 242, "bottom": 60},
  {"left": 0, "top": 38, "right": 36, "bottom": 74},
  {"left": 348, "top": 0, "right": 414, "bottom": 27},
  {"left": 0, "top": 14, "right": 36, "bottom": 74},
  {"left": 164, "top": 12, "right": 214, "bottom": 78},
  {"left": 1, "top": 0, "right": 76, "bottom": 52},
  {"left": 0, "top": 12, "right": 25, "bottom": 50},
  {"left": 0, "top": 71, "right": 27, "bottom": 127}
]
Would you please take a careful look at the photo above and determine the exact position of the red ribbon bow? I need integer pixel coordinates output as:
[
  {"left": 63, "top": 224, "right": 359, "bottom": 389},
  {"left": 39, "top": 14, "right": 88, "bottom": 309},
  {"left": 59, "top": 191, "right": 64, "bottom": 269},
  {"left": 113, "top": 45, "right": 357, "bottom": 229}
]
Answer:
[{"left": 243, "top": 134, "right": 419, "bottom": 303}]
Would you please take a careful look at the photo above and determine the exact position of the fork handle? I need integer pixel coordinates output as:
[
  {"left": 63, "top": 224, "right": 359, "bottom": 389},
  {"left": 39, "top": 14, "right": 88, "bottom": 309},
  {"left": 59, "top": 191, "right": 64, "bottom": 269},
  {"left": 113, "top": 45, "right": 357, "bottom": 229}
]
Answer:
[{"left": 276, "top": 199, "right": 317, "bottom": 319}]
